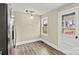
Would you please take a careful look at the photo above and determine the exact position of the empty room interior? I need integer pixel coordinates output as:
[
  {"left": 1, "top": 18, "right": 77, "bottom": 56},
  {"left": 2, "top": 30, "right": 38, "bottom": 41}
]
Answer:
[{"left": 0, "top": 3, "right": 79, "bottom": 55}]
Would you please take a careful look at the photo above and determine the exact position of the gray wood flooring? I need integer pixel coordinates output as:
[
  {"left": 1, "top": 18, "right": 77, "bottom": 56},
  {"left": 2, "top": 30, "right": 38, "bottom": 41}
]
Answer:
[{"left": 11, "top": 41, "right": 65, "bottom": 55}]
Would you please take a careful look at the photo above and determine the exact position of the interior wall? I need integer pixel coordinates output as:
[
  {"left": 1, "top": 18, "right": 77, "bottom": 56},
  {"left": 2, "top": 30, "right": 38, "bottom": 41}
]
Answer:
[
  {"left": 41, "top": 3, "right": 79, "bottom": 46},
  {"left": 14, "top": 12, "right": 40, "bottom": 43}
]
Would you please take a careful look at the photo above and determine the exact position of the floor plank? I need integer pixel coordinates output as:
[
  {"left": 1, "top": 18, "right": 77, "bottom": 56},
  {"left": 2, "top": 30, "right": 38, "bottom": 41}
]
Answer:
[{"left": 11, "top": 41, "right": 65, "bottom": 55}]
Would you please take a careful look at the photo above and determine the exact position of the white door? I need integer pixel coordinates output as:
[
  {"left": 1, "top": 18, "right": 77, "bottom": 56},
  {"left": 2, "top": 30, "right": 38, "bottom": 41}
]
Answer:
[{"left": 58, "top": 7, "right": 79, "bottom": 51}]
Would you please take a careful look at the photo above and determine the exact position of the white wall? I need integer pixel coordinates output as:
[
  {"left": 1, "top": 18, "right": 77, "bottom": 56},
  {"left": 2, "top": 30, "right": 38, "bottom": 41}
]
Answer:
[{"left": 14, "top": 12, "right": 40, "bottom": 43}]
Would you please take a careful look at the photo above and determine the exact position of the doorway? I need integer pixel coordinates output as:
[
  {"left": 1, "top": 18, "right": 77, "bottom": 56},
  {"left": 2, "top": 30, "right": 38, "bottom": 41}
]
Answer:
[{"left": 58, "top": 7, "right": 79, "bottom": 54}]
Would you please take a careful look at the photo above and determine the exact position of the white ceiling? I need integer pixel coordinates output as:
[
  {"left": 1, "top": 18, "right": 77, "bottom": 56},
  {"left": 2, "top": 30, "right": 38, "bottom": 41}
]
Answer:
[{"left": 12, "top": 3, "right": 66, "bottom": 15}]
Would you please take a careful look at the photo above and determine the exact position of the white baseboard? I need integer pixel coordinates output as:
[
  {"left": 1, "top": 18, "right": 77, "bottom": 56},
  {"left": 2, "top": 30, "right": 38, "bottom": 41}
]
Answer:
[
  {"left": 16, "top": 38, "right": 58, "bottom": 49},
  {"left": 41, "top": 39, "right": 67, "bottom": 54},
  {"left": 16, "top": 38, "right": 67, "bottom": 54},
  {"left": 16, "top": 39, "right": 41, "bottom": 46},
  {"left": 16, "top": 38, "right": 60, "bottom": 53},
  {"left": 40, "top": 39, "right": 58, "bottom": 50}
]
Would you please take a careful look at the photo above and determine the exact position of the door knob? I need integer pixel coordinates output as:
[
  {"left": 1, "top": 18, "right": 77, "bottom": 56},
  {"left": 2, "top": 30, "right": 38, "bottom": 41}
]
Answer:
[{"left": 75, "top": 36, "right": 78, "bottom": 39}]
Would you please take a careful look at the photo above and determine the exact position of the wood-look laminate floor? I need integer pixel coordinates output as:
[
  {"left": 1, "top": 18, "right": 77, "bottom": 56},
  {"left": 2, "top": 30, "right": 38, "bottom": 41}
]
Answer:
[{"left": 12, "top": 41, "right": 65, "bottom": 55}]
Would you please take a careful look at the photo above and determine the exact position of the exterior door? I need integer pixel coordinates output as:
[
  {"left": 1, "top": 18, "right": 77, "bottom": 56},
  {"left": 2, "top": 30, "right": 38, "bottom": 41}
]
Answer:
[{"left": 58, "top": 7, "right": 79, "bottom": 48}]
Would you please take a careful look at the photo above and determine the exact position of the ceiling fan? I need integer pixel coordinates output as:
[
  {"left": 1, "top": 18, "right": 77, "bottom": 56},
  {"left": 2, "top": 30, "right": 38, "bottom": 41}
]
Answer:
[
  {"left": 25, "top": 10, "right": 35, "bottom": 14},
  {"left": 25, "top": 10, "right": 35, "bottom": 19}
]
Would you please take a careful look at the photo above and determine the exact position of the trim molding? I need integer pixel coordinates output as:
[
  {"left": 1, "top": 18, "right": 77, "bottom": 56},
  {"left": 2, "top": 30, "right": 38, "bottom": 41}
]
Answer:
[
  {"left": 16, "top": 39, "right": 41, "bottom": 46},
  {"left": 16, "top": 38, "right": 63, "bottom": 54},
  {"left": 40, "top": 39, "right": 58, "bottom": 50},
  {"left": 41, "top": 39, "right": 67, "bottom": 54},
  {"left": 16, "top": 38, "right": 58, "bottom": 50}
]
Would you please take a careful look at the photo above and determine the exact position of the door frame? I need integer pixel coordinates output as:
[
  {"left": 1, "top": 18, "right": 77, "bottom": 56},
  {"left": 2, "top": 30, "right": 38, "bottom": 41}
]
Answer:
[{"left": 58, "top": 6, "right": 79, "bottom": 48}]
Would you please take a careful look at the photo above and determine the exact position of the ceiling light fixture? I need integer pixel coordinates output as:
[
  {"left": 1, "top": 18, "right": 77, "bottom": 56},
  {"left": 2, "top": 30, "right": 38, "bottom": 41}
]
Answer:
[
  {"left": 30, "top": 14, "right": 34, "bottom": 19},
  {"left": 25, "top": 10, "right": 35, "bottom": 19}
]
